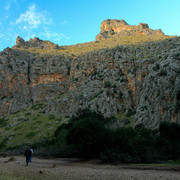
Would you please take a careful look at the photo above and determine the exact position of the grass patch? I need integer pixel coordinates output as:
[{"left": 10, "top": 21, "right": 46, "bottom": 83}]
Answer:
[
  {"left": 48, "top": 114, "right": 56, "bottom": 120},
  {"left": 25, "top": 132, "right": 36, "bottom": 138},
  {"left": 115, "top": 111, "right": 136, "bottom": 127},
  {"left": 35, "top": 120, "right": 42, "bottom": 125},
  {"left": 30, "top": 104, "right": 44, "bottom": 111},
  {"left": 0, "top": 106, "right": 62, "bottom": 150}
]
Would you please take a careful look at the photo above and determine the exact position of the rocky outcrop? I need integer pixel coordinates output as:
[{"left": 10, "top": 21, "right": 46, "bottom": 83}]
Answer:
[
  {"left": 0, "top": 21, "right": 180, "bottom": 129},
  {"left": 96, "top": 19, "right": 164, "bottom": 41},
  {"left": 13, "top": 36, "right": 59, "bottom": 50}
]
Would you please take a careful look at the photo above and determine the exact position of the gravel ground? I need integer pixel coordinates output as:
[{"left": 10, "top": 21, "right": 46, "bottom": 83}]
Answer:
[{"left": 0, "top": 156, "right": 180, "bottom": 180}]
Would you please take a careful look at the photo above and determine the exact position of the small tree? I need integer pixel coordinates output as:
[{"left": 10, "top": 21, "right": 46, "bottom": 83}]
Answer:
[
  {"left": 158, "top": 121, "right": 180, "bottom": 159},
  {"left": 67, "top": 109, "right": 109, "bottom": 159}
]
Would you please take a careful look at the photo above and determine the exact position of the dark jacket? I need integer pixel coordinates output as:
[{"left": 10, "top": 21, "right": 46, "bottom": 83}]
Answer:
[{"left": 24, "top": 149, "right": 32, "bottom": 158}]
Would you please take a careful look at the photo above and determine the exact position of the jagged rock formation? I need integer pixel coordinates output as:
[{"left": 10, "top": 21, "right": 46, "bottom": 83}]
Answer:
[
  {"left": 0, "top": 20, "right": 180, "bottom": 129},
  {"left": 13, "top": 36, "right": 59, "bottom": 49},
  {"left": 96, "top": 19, "right": 164, "bottom": 41}
]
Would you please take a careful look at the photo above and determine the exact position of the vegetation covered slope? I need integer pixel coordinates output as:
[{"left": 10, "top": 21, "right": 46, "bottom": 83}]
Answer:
[{"left": 15, "top": 33, "right": 173, "bottom": 57}]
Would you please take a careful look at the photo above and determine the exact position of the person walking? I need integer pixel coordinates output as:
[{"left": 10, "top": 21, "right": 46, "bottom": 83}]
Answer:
[{"left": 24, "top": 147, "right": 32, "bottom": 166}]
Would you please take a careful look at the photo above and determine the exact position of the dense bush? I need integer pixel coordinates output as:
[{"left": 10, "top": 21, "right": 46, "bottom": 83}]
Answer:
[
  {"left": 104, "top": 81, "right": 112, "bottom": 88},
  {"left": 100, "top": 126, "right": 159, "bottom": 163},
  {"left": 157, "top": 121, "right": 180, "bottom": 159},
  {"left": 67, "top": 113, "right": 109, "bottom": 159},
  {"left": 51, "top": 109, "right": 110, "bottom": 158},
  {"left": 0, "top": 118, "right": 7, "bottom": 127},
  {"left": 50, "top": 110, "right": 180, "bottom": 163},
  {"left": 0, "top": 138, "right": 8, "bottom": 150}
]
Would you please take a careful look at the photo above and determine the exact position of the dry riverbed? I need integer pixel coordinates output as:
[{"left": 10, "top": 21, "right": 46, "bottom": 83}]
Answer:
[{"left": 0, "top": 156, "right": 180, "bottom": 180}]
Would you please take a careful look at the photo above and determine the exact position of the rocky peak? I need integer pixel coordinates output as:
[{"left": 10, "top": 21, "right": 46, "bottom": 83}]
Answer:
[
  {"left": 138, "top": 23, "right": 149, "bottom": 29},
  {"left": 96, "top": 19, "right": 164, "bottom": 41},
  {"left": 13, "top": 36, "right": 59, "bottom": 50},
  {"left": 16, "top": 36, "right": 25, "bottom": 47},
  {"left": 29, "top": 37, "right": 41, "bottom": 43},
  {"left": 100, "top": 19, "right": 128, "bottom": 32}
]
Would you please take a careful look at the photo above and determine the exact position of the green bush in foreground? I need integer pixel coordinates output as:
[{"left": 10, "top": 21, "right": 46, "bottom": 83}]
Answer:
[
  {"left": 67, "top": 111, "right": 109, "bottom": 159},
  {"left": 51, "top": 109, "right": 109, "bottom": 159},
  {"left": 49, "top": 111, "right": 180, "bottom": 164}
]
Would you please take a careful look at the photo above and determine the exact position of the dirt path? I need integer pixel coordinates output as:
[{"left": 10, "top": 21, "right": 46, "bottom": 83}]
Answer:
[{"left": 0, "top": 156, "right": 180, "bottom": 180}]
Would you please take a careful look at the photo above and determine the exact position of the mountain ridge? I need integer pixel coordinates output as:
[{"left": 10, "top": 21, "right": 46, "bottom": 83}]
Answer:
[{"left": 0, "top": 19, "right": 180, "bottom": 148}]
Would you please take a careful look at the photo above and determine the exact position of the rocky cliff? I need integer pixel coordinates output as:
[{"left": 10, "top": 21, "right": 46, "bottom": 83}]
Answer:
[
  {"left": 0, "top": 19, "right": 180, "bottom": 130},
  {"left": 14, "top": 36, "right": 60, "bottom": 49},
  {"left": 96, "top": 19, "right": 164, "bottom": 41}
]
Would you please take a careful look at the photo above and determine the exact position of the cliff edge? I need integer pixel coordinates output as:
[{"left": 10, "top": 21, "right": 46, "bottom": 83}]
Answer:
[{"left": 96, "top": 19, "right": 164, "bottom": 41}]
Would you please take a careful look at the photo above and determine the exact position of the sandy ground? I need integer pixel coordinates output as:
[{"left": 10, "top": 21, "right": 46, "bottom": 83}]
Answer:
[{"left": 0, "top": 156, "right": 180, "bottom": 180}]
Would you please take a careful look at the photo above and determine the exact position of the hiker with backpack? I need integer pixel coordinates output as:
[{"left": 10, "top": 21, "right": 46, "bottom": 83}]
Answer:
[{"left": 24, "top": 147, "right": 32, "bottom": 166}]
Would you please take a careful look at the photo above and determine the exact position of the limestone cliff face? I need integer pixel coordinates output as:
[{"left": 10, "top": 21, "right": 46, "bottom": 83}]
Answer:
[
  {"left": 44, "top": 38, "right": 180, "bottom": 128},
  {"left": 96, "top": 19, "right": 164, "bottom": 41},
  {"left": 0, "top": 47, "right": 71, "bottom": 114},
  {"left": 0, "top": 21, "right": 180, "bottom": 129}
]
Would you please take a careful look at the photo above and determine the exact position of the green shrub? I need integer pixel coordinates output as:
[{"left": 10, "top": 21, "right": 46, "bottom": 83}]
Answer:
[
  {"left": 31, "top": 104, "right": 44, "bottom": 110},
  {"left": 104, "top": 81, "right": 112, "bottom": 88},
  {"left": 175, "top": 90, "right": 180, "bottom": 112},
  {"left": 67, "top": 109, "right": 109, "bottom": 159},
  {"left": 159, "top": 69, "right": 167, "bottom": 76},
  {"left": 156, "top": 121, "right": 180, "bottom": 160},
  {"left": 112, "top": 84, "right": 117, "bottom": 88},
  {"left": 42, "top": 111, "right": 180, "bottom": 163},
  {"left": 120, "top": 78, "right": 128, "bottom": 83},
  {"left": 173, "top": 53, "right": 180, "bottom": 60},
  {"left": 153, "top": 64, "right": 160, "bottom": 71},
  {"left": 51, "top": 109, "right": 110, "bottom": 159},
  {"left": 8, "top": 64, "right": 13, "bottom": 70},
  {"left": 100, "top": 126, "right": 160, "bottom": 164},
  {"left": 126, "top": 109, "right": 136, "bottom": 117},
  {"left": 0, "top": 118, "right": 7, "bottom": 127},
  {"left": 48, "top": 114, "right": 56, "bottom": 120},
  {"left": 159, "top": 121, "right": 180, "bottom": 141},
  {"left": 0, "top": 138, "right": 8, "bottom": 150},
  {"left": 35, "top": 121, "right": 42, "bottom": 125},
  {"left": 25, "top": 112, "right": 31, "bottom": 116}
]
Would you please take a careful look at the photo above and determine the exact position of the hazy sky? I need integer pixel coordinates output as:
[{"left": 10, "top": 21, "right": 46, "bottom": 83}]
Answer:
[{"left": 0, "top": 0, "right": 180, "bottom": 51}]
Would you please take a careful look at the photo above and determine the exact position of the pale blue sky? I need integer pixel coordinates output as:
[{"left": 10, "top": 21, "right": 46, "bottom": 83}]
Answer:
[{"left": 0, "top": 0, "right": 180, "bottom": 51}]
